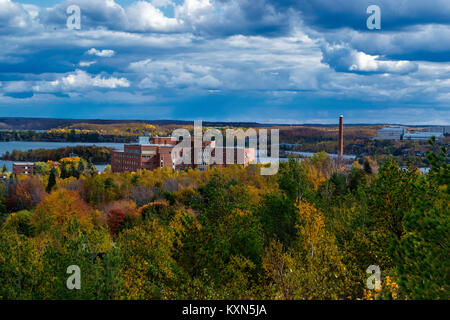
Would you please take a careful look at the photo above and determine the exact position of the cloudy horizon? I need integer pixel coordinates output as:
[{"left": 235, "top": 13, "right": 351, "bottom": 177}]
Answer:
[{"left": 1, "top": 0, "right": 449, "bottom": 124}]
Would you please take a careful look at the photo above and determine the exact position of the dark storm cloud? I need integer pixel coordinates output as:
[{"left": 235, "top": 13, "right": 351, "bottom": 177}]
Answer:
[{"left": 269, "top": 0, "right": 450, "bottom": 30}]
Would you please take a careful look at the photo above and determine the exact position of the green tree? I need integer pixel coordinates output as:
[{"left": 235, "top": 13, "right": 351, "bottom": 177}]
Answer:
[
  {"left": 366, "top": 159, "right": 418, "bottom": 265},
  {"left": 36, "top": 218, "right": 116, "bottom": 299},
  {"left": 363, "top": 158, "right": 373, "bottom": 175},
  {"left": 2, "top": 210, "right": 35, "bottom": 237},
  {"left": 0, "top": 230, "right": 40, "bottom": 299},
  {"left": 46, "top": 168, "right": 57, "bottom": 193},
  {"left": 278, "top": 157, "right": 308, "bottom": 203},
  {"left": 118, "top": 219, "right": 179, "bottom": 299},
  {"left": 259, "top": 192, "right": 298, "bottom": 247},
  {"left": 330, "top": 172, "right": 347, "bottom": 197},
  {"left": 390, "top": 142, "right": 449, "bottom": 299},
  {"left": 263, "top": 203, "right": 349, "bottom": 300},
  {"left": 77, "top": 160, "right": 85, "bottom": 176},
  {"left": 34, "top": 162, "right": 50, "bottom": 176}
]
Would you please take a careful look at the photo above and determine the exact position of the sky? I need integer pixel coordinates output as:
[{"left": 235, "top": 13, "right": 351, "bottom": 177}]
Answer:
[{"left": 0, "top": 0, "right": 449, "bottom": 124}]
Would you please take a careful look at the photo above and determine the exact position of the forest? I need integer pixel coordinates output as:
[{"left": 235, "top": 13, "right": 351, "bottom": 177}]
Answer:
[
  {"left": 0, "top": 130, "right": 134, "bottom": 143},
  {"left": 1, "top": 146, "right": 112, "bottom": 164},
  {"left": 0, "top": 139, "right": 448, "bottom": 300}
]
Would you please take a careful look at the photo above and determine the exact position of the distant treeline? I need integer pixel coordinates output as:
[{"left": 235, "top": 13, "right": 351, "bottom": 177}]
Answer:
[
  {"left": 0, "top": 117, "right": 264, "bottom": 131},
  {"left": 0, "top": 130, "right": 135, "bottom": 143},
  {"left": 1, "top": 146, "right": 112, "bottom": 163}
]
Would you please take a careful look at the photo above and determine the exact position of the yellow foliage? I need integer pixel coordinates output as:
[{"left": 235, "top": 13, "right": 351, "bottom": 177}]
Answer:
[
  {"left": 303, "top": 165, "right": 327, "bottom": 191},
  {"left": 59, "top": 156, "right": 81, "bottom": 164},
  {"left": 118, "top": 220, "right": 177, "bottom": 299},
  {"left": 363, "top": 276, "right": 400, "bottom": 300},
  {"left": 352, "top": 161, "right": 362, "bottom": 170},
  {"left": 32, "top": 189, "right": 95, "bottom": 233}
]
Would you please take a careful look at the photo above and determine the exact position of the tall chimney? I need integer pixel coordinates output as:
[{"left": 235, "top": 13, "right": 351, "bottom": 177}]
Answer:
[{"left": 338, "top": 115, "right": 344, "bottom": 164}]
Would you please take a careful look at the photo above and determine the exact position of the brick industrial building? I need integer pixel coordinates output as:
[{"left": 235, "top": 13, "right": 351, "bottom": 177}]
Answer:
[
  {"left": 12, "top": 162, "right": 34, "bottom": 176},
  {"left": 111, "top": 135, "right": 256, "bottom": 173}
]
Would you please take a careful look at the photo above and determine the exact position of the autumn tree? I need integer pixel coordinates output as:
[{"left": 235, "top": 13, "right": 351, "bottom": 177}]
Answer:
[
  {"left": 262, "top": 202, "right": 349, "bottom": 300},
  {"left": 262, "top": 240, "right": 297, "bottom": 299},
  {"left": 103, "top": 200, "right": 139, "bottom": 236},
  {"left": 292, "top": 202, "right": 349, "bottom": 299},
  {"left": 31, "top": 189, "right": 97, "bottom": 235},
  {"left": 0, "top": 230, "right": 40, "bottom": 299},
  {"left": 34, "top": 162, "right": 50, "bottom": 176},
  {"left": 118, "top": 220, "right": 179, "bottom": 299},
  {"left": 6, "top": 176, "right": 45, "bottom": 212}
]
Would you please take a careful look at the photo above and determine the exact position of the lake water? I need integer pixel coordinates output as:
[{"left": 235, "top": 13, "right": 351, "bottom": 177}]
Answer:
[
  {"left": 285, "top": 151, "right": 357, "bottom": 160},
  {"left": 0, "top": 141, "right": 124, "bottom": 172}
]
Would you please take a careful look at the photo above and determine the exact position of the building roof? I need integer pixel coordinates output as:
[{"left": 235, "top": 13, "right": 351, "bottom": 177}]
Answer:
[
  {"left": 126, "top": 143, "right": 175, "bottom": 147},
  {"left": 379, "top": 126, "right": 405, "bottom": 130},
  {"left": 404, "top": 132, "right": 444, "bottom": 138},
  {"left": 13, "top": 162, "right": 34, "bottom": 165}
]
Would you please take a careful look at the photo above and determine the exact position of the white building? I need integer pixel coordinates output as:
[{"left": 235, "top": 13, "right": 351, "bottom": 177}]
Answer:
[
  {"left": 428, "top": 126, "right": 450, "bottom": 135},
  {"left": 404, "top": 132, "right": 444, "bottom": 141},
  {"left": 375, "top": 127, "right": 406, "bottom": 140}
]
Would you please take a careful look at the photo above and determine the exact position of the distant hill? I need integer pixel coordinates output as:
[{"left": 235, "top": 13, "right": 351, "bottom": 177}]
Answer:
[
  {"left": 0, "top": 117, "right": 267, "bottom": 130},
  {"left": 0, "top": 117, "right": 439, "bottom": 131},
  {"left": 0, "top": 118, "right": 185, "bottom": 130}
]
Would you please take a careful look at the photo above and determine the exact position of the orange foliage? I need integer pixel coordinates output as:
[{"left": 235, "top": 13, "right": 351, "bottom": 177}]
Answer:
[{"left": 33, "top": 189, "right": 95, "bottom": 232}]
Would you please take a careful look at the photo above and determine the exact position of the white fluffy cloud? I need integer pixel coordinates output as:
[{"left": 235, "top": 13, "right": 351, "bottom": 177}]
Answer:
[
  {"left": 60, "top": 69, "right": 130, "bottom": 88},
  {"left": 37, "top": 0, "right": 196, "bottom": 33},
  {"left": 86, "top": 48, "right": 116, "bottom": 57},
  {"left": 0, "top": 0, "right": 40, "bottom": 33},
  {"left": 32, "top": 70, "right": 130, "bottom": 91},
  {"left": 321, "top": 44, "right": 419, "bottom": 74},
  {"left": 175, "top": 0, "right": 214, "bottom": 24},
  {"left": 79, "top": 61, "right": 96, "bottom": 67},
  {"left": 348, "top": 51, "right": 416, "bottom": 74},
  {"left": 126, "top": 1, "right": 183, "bottom": 32},
  {"left": 129, "top": 58, "right": 221, "bottom": 89}
]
